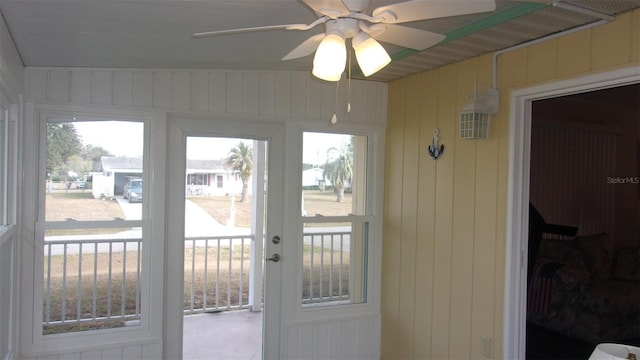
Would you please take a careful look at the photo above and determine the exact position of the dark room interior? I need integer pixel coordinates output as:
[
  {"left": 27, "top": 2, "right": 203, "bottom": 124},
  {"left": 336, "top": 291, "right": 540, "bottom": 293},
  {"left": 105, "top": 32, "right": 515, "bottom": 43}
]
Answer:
[{"left": 526, "top": 83, "right": 640, "bottom": 359}]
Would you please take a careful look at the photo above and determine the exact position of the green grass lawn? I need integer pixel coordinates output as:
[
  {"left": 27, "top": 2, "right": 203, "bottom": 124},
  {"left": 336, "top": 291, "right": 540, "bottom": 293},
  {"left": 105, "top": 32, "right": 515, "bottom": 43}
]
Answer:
[{"left": 188, "top": 190, "right": 352, "bottom": 227}]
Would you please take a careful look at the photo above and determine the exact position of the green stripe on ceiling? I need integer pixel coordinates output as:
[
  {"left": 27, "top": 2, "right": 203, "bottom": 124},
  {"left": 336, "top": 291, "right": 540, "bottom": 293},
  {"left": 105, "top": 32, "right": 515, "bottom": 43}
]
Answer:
[{"left": 389, "top": 2, "right": 550, "bottom": 62}]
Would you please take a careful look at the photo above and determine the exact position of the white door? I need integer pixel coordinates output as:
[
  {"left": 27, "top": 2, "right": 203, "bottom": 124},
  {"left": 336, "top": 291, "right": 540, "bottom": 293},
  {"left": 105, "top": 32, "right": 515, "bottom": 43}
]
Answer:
[{"left": 165, "top": 118, "right": 285, "bottom": 359}]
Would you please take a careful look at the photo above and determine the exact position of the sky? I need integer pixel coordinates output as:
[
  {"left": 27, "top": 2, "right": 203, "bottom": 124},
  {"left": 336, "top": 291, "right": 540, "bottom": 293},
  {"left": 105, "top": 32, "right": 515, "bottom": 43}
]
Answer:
[
  {"left": 187, "top": 137, "right": 248, "bottom": 160},
  {"left": 74, "top": 121, "right": 143, "bottom": 157},
  {"left": 74, "top": 121, "right": 351, "bottom": 163},
  {"left": 303, "top": 132, "right": 352, "bottom": 165},
  {"left": 74, "top": 121, "right": 243, "bottom": 159}
]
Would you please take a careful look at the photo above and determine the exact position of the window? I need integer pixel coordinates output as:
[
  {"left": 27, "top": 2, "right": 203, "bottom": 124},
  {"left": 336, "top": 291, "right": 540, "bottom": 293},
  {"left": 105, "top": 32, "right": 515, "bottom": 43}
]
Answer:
[
  {"left": 301, "top": 132, "right": 370, "bottom": 306},
  {"left": 187, "top": 173, "right": 208, "bottom": 186},
  {"left": 39, "top": 118, "right": 146, "bottom": 335}
]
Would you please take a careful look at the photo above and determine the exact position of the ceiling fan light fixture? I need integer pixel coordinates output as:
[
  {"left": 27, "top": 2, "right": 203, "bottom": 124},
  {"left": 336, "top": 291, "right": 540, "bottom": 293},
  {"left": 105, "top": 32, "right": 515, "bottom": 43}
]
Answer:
[
  {"left": 312, "top": 33, "right": 346, "bottom": 81},
  {"left": 193, "top": 0, "right": 497, "bottom": 80},
  {"left": 352, "top": 32, "right": 391, "bottom": 77}
]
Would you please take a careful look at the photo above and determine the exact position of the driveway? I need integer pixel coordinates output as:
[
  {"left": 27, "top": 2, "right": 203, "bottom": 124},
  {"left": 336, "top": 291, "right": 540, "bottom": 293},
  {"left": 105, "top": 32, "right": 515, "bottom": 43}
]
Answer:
[
  {"left": 116, "top": 196, "right": 247, "bottom": 236},
  {"left": 115, "top": 196, "right": 142, "bottom": 220}
]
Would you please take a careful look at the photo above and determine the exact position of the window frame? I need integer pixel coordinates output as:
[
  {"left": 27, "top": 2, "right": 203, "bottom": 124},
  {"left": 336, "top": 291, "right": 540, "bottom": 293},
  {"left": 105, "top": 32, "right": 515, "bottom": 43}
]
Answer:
[
  {"left": 0, "top": 94, "right": 18, "bottom": 360},
  {"left": 0, "top": 100, "right": 15, "bottom": 237},
  {"left": 0, "top": 106, "right": 6, "bottom": 227},
  {"left": 25, "top": 106, "right": 165, "bottom": 353},
  {"left": 291, "top": 125, "right": 384, "bottom": 323}
]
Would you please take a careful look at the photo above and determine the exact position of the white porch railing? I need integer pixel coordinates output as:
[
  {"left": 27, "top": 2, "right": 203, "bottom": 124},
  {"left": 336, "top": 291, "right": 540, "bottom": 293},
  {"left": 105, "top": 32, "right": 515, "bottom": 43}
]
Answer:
[
  {"left": 42, "top": 230, "right": 351, "bottom": 333},
  {"left": 302, "top": 231, "right": 351, "bottom": 304},
  {"left": 182, "top": 235, "right": 254, "bottom": 314},
  {"left": 43, "top": 237, "right": 143, "bottom": 331}
]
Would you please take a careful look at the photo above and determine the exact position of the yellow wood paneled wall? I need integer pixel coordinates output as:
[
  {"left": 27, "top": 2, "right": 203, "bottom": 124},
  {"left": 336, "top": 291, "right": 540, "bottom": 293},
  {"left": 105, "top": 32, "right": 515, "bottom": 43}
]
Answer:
[{"left": 382, "top": 9, "right": 639, "bottom": 359}]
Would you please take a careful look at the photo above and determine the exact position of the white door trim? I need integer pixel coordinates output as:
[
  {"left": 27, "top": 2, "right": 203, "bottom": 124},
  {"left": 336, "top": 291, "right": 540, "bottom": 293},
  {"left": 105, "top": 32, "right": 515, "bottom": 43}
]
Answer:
[
  {"left": 503, "top": 66, "right": 640, "bottom": 359},
  {"left": 164, "top": 116, "right": 285, "bottom": 359}
]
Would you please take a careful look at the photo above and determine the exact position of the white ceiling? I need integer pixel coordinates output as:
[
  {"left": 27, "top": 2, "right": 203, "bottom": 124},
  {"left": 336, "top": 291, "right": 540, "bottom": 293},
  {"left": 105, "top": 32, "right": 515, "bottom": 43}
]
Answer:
[{"left": 0, "top": 0, "right": 638, "bottom": 82}]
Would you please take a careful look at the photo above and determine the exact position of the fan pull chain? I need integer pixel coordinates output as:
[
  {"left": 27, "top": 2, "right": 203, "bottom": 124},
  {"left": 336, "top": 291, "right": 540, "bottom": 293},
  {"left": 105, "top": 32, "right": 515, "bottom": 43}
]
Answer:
[
  {"left": 347, "top": 45, "right": 352, "bottom": 113},
  {"left": 331, "top": 79, "right": 339, "bottom": 124},
  {"left": 331, "top": 46, "right": 355, "bottom": 125}
]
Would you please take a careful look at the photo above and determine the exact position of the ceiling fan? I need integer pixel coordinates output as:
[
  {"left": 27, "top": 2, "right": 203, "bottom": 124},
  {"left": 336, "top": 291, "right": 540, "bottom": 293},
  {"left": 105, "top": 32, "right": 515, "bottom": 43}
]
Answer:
[{"left": 193, "top": 0, "right": 496, "bottom": 81}]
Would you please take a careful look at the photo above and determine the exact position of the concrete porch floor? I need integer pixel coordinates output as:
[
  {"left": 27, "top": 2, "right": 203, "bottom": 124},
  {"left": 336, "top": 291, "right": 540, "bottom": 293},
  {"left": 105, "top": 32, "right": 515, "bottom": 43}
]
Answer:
[{"left": 183, "top": 310, "right": 263, "bottom": 360}]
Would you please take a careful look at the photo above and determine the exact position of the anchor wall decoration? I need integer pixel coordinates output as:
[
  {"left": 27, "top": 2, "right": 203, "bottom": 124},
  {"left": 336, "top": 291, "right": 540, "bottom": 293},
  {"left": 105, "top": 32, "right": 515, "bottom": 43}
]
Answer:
[{"left": 428, "top": 128, "right": 444, "bottom": 160}]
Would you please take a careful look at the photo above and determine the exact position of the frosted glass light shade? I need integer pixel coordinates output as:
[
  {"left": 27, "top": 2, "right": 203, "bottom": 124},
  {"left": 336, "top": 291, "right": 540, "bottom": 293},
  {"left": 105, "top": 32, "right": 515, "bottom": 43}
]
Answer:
[
  {"left": 312, "top": 33, "right": 346, "bottom": 81},
  {"left": 352, "top": 32, "right": 391, "bottom": 77}
]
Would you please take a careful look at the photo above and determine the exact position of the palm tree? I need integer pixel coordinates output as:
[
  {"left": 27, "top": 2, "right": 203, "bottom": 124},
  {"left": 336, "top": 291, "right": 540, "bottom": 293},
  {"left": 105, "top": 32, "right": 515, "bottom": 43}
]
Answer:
[
  {"left": 224, "top": 141, "right": 253, "bottom": 202},
  {"left": 323, "top": 142, "right": 353, "bottom": 202}
]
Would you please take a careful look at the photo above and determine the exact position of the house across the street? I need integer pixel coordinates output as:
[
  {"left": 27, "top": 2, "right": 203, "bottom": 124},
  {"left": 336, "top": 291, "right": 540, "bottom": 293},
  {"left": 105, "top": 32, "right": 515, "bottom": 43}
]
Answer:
[{"left": 92, "top": 156, "right": 248, "bottom": 198}]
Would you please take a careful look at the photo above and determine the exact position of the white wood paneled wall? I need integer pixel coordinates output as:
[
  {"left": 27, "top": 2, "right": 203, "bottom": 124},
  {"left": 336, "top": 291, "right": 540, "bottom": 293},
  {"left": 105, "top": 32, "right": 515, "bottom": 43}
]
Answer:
[
  {"left": 23, "top": 67, "right": 386, "bottom": 360},
  {"left": 21, "top": 341, "right": 163, "bottom": 360},
  {"left": 0, "top": 14, "right": 24, "bottom": 100},
  {"left": 25, "top": 68, "right": 387, "bottom": 125}
]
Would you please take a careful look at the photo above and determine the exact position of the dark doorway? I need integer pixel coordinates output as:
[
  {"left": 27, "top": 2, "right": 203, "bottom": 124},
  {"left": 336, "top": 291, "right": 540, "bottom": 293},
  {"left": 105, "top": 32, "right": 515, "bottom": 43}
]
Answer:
[{"left": 526, "top": 84, "right": 640, "bottom": 359}]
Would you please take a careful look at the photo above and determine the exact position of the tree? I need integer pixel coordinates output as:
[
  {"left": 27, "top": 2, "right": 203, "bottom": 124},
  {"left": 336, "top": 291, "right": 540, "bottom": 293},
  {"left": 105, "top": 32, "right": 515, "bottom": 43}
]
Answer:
[
  {"left": 224, "top": 141, "right": 253, "bottom": 202},
  {"left": 323, "top": 141, "right": 353, "bottom": 202},
  {"left": 64, "top": 155, "right": 92, "bottom": 180},
  {"left": 82, "top": 144, "right": 113, "bottom": 172},
  {"left": 46, "top": 122, "right": 83, "bottom": 178}
]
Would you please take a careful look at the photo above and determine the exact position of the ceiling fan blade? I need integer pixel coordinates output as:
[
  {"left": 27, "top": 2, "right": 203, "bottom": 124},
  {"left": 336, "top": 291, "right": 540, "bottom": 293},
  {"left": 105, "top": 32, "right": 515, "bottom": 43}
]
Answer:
[
  {"left": 301, "top": 0, "right": 351, "bottom": 18},
  {"left": 192, "top": 24, "right": 306, "bottom": 38},
  {"left": 372, "top": 0, "right": 496, "bottom": 24},
  {"left": 282, "top": 33, "right": 325, "bottom": 61},
  {"left": 371, "top": 24, "right": 445, "bottom": 50}
]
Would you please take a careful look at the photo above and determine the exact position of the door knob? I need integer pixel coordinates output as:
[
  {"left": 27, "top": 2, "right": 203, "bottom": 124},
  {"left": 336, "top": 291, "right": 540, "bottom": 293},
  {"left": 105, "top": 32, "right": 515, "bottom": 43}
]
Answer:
[{"left": 266, "top": 254, "right": 280, "bottom": 262}]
